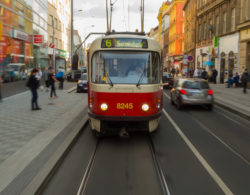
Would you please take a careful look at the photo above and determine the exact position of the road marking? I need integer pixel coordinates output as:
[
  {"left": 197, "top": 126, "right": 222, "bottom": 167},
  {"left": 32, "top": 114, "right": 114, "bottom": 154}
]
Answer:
[
  {"left": 164, "top": 90, "right": 250, "bottom": 164},
  {"left": 190, "top": 115, "right": 250, "bottom": 165},
  {"left": 164, "top": 91, "right": 171, "bottom": 99},
  {"left": 214, "top": 109, "right": 250, "bottom": 129},
  {"left": 162, "top": 109, "right": 234, "bottom": 195}
]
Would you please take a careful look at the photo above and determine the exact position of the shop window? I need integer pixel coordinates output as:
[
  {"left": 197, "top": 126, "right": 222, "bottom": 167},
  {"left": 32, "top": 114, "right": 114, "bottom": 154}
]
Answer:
[{"left": 228, "top": 51, "right": 235, "bottom": 76}]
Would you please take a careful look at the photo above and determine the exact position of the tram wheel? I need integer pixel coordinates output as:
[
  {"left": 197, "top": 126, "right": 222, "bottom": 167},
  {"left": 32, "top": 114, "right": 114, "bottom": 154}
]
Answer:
[{"left": 92, "top": 130, "right": 102, "bottom": 138}]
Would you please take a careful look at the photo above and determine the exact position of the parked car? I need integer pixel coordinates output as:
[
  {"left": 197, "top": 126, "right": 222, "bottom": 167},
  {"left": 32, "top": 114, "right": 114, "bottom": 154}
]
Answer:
[
  {"left": 3, "top": 63, "right": 26, "bottom": 82},
  {"left": 162, "top": 72, "right": 174, "bottom": 89},
  {"left": 170, "top": 78, "right": 214, "bottom": 110},
  {"left": 76, "top": 73, "right": 87, "bottom": 92},
  {"left": 66, "top": 70, "right": 82, "bottom": 82}
]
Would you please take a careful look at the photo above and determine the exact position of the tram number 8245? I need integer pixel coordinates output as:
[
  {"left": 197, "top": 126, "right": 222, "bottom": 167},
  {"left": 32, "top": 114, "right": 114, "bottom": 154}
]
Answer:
[{"left": 117, "top": 103, "right": 133, "bottom": 110}]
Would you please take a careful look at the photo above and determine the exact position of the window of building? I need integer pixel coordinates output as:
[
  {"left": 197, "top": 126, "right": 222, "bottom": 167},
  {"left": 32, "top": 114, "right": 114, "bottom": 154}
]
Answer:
[
  {"left": 54, "top": 18, "right": 57, "bottom": 29},
  {"left": 200, "top": 0, "right": 202, "bottom": 8},
  {"left": 248, "top": 0, "right": 250, "bottom": 19},
  {"left": 49, "top": 15, "right": 53, "bottom": 26},
  {"left": 59, "top": 21, "right": 61, "bottom": 31},
  {"left": 204, "top": 22, "right": 206, "bottom": 40},
  {"left": 231, "top": 8, "right": 235, "bottom": 32},
  {"left": 223, "top": 12, "right": 227, "bottom": 34},
  {"left": 50, "top": 36, "right": 53, "bottom": 44},
  {"left": 209, "top": 19, "right": 212, "bottom": 39},
  {"left": 198, "top": 24, "right": 201, "bottom": 41},
  {"left": 55, "top": 38, "right": 58, "bottom": 48},
  {"left": 215, "top": 16, "right": 219, "bottom": 36}
]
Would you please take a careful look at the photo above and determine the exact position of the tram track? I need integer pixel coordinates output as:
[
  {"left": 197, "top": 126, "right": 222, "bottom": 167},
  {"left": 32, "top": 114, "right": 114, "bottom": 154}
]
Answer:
[{"left": 77, "top": 132, "right": 171, "bottom": 195}]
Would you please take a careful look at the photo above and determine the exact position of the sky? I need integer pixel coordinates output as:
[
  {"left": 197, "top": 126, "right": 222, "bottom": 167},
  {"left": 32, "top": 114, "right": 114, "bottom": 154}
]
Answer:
[{"left": 73, "top": 0, "right": 166, "bottom": 45}]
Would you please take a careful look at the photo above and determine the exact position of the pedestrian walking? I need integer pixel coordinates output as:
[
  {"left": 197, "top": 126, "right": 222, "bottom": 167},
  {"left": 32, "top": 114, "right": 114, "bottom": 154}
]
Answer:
[
  {"left": 56, "top": 67, "right": 65, "bottom": 89},
  {"left": 241, "top": 69, "right": 249, "bottom": 94},
  {"left": 201, "top": 68, "right": 208, "bottom": 80},
  {"left": 27, "top": 68, "right": 41, "bottom": 110},
  {"left": 48, "top": 69, "right": 58, "bottom": 99},
  {"left": 194, "top": 68, "right": 199, "bottom": 78},
  {"left": 171, "top": 68, "right": 176, "bottom": 77},
  {"left": 176, "top": 68, "right": 179, "bottom": 77},
  {"left": 212, "top": 68, "right": 218, "bottom": 84}
]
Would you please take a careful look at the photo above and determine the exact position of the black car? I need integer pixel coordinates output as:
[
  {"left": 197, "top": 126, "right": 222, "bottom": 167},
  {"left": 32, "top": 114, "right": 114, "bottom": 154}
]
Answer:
[
  {"left": 77, "top": 73, "right": 88, "bottom": 92},
  {"left": 162, "top": 72, "right": 174, "bottom": 89}
]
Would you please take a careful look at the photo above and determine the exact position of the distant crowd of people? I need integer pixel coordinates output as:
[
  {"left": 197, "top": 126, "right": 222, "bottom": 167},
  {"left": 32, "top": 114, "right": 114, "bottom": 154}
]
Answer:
[{"left": 169, "top": 66, "right": 249, "bottom": 94}]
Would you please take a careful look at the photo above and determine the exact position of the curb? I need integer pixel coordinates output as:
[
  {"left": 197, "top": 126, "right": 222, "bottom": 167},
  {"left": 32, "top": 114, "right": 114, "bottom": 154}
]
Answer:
[
  {"left": 214, "top": 101, "right": 250, "bottom": 121},
  {"left": 21, "top": 114, "right": 89, "bottom": 195},
  {"left": 67, "top": 86, "right": 76, "bottom": 93}
]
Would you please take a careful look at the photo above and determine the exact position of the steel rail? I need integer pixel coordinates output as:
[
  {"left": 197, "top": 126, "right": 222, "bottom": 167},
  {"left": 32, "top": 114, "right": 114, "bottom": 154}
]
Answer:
[
  {"left": 148, "top": 135, "right": 171, "bottom": 195},
  {"left": 76, "top": 138, "right": 100, "bottom": 195}
]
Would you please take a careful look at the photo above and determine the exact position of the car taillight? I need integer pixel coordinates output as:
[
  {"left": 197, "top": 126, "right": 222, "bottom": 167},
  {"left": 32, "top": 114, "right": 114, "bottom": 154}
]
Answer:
[
  {"left": 208, "top": 90, "right": 213, "bottom": 95},
  {"left": 180, "top": 89, "right": 186, "bottom": 95}
]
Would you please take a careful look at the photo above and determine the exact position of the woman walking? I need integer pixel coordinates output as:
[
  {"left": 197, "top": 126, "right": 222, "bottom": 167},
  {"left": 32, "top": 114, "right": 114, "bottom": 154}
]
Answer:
[
  {"left": 27, "top": 69, "right": 41, "bottom": 110},
  {"left": 48, "top": 68, "right": 58, "bottom": 99}
]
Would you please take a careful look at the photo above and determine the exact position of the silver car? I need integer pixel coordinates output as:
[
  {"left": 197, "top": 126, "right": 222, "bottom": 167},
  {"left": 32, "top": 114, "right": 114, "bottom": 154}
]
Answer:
[{"left": 170, "top": 78, "right": 214, "bottom": 110}]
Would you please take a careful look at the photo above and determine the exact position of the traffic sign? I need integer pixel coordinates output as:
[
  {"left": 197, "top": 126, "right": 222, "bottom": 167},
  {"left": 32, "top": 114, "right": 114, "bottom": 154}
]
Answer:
[{"left": 188, "top": 56, "right": 194, "bottom": 62}]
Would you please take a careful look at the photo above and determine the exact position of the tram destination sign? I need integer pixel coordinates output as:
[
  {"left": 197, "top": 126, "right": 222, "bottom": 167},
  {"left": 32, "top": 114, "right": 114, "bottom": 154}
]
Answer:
[{"left": 101, "top": 38, "right": 148, "bottom": 49}]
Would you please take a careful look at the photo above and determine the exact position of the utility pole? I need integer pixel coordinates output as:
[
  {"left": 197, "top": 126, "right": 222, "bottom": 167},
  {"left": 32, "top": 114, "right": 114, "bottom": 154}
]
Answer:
[
  {"left": 52, "top": 18, "right": 56, "bottom": 72},
  {"left": 106, "top": 0, "right": 110, "bottom": 33},
  {"left": 71, "top": 0, "right": 74, "bottom": 69}
]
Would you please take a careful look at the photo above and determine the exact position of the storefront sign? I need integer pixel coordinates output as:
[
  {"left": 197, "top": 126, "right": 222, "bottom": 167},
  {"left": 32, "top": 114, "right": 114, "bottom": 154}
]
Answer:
[
  {"left": 33, "top": 35, "right": 43, "bottom": 44},
  {"left": 59, "top": 50, "right": 66, "bottom": 58},
  {"left": 213, "top": 36, "right": 219, "bottom": 47},
  {"left": 0, "top": 21, "right": 3, "bottom": 40},
  {"left": 11, "top": 29, "right": 28, "bottom": 41}
]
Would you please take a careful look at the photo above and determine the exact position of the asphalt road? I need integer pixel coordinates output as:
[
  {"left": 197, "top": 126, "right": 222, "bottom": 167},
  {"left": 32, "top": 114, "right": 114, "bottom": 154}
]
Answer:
[{"left": 41, "top": 89, "right": 250, "bottom": 195}]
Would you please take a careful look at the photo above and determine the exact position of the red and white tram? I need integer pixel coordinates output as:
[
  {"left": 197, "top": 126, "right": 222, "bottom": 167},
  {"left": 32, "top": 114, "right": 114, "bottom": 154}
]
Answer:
[{"left": 87, "top": 33, "right": 162, "bottom": 136}]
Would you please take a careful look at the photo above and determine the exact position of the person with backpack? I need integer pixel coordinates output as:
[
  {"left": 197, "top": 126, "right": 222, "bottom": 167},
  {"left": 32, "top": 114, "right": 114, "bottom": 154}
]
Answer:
[
  {"left": 241, "top": 69, "right": 249, "bottom": 94},
  {"left": 27, "top": 68, "right": 41, "bottom": 110}
]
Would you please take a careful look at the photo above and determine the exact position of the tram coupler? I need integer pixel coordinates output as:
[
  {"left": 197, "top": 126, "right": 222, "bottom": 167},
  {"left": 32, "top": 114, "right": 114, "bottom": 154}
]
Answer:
[{"left": 119, "top": 127, "right": 129, "bottom": 138}]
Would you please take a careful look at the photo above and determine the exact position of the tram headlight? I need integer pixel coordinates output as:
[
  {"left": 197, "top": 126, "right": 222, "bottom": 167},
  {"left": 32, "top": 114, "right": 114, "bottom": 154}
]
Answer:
[
  {"left": 100, "top": 103, "right": 108, "bottom": 111},
  {"left": 142, "top": 104, "right": 149, "bottom": 112}
]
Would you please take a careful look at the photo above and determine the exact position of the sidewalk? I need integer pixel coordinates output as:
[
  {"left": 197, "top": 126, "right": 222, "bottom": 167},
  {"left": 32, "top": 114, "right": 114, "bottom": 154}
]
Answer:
[
  {"left": 0, "top": 84, "right": 88, "bottom": 194},
  {"left": 210, "top": 84, "right": 250, "bottom": 120}
]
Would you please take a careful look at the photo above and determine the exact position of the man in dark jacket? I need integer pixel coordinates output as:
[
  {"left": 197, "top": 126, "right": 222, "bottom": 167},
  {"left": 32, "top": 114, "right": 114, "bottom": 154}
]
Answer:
[
  {"left": 241, "top": 69, "right": 249, "bottom": 94},
  {"left": 212, "top": 68, "right": 218, "bottom": 84},
  {"left": 201, "top": 68, "right": 208, "bottom": 80},
  {"left": 27, "top": 68, "right": 41, "bottom": 110}
]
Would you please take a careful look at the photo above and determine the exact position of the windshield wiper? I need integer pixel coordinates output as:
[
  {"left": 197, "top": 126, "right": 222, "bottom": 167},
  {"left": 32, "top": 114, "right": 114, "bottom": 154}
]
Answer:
[
  {"left": 136, "top": 69, "right": 145, "bottom": 87},
  {"left": 106, "top": 72, "right": 114, "bottom": 87}
]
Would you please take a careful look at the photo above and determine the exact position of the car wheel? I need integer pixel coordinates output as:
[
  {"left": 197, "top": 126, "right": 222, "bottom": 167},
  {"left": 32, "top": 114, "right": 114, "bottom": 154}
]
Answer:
[
  {"left": 176, "top": 99, "right": 182, "bottom": 110},
  {"left": 207, "top": 104, "right": 213, "bottom": 111},
  {"left": 170, "top": 94, "right": 175, "bottom": 105}
]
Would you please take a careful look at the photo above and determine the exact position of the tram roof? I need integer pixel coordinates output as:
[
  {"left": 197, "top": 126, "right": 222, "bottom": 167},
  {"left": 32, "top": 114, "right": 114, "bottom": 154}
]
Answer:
[{"left": 89, "top": 32, "right": 161, "bottom": 53}]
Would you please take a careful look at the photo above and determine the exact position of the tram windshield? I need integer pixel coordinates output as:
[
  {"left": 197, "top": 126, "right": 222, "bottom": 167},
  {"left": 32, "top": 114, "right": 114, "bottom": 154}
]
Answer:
[{"left": 92, "top": 51, "right": 160, "bottom": 85}]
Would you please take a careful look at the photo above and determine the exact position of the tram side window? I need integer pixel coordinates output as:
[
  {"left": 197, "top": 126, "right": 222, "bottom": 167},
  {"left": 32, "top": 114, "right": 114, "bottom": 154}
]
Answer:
[{"left": 151, "top": 52, "right": 160, "bottom": 84}]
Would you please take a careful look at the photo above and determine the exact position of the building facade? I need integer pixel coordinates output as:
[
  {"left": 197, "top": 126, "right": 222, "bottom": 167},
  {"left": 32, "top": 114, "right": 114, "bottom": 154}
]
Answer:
[
  {"left": 183, "top": 0, "right": 197, "bottom": 72},
  {"left": 148, "top": 26, "right": 159, "bottom": 41},
  {"left": 196, "top": 0, "right": 241, "bottom": 82},
  {"left": 74, "top": 30, "right": 84, "bottom": 67},
  {"left": 167, "top": 0, "right": 185, "bottom": 71},
  {"left": 238, "top": 0, "right": 250, "bottom": 73},
  {"left": 0, "top": 0, "right": 49, "bottom": 81},
  {"left": 47, "top": 0, "right": 71, "bottom": 70}
]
